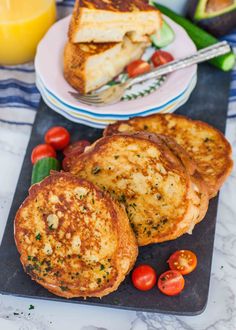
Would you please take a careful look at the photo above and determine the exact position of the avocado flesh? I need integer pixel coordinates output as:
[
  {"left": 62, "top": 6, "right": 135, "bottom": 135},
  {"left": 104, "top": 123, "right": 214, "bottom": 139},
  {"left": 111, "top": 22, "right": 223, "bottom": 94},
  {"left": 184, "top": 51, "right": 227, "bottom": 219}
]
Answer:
[
  {"left": 206, "top": 0, "right": 234, "bottom": 13},
  {"left": 194, "top": 0, "right": 236, "bottom": 19}
]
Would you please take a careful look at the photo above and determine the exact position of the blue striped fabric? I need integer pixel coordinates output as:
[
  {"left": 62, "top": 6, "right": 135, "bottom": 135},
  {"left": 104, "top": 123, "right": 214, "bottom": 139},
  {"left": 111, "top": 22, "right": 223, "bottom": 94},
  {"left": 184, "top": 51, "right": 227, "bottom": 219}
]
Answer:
[
  {"left": 0, "top": 1, "right": 235, "bottom": 126},
  {"left": 224, "top": 29, "right": 236, "bottom": 118}
]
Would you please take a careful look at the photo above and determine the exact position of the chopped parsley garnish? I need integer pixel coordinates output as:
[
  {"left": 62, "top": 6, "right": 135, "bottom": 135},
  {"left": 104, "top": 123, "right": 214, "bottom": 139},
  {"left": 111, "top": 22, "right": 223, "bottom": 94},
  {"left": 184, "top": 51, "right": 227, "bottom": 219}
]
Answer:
[
  {"left": 97, "top": 278, "right": 102, "bottom": 284},
  {"left": 156, "top": 194, "right": 162, "bottom": 200},
  {"left": 100, "top": 264, "right": 105, "bottom": 271},
  {"left": 129, "top": 203, "right": 137, "bottom": 210},
  {"left": 29, "top": 305, "right": 34, "bottom": 310},
  {"left": 28, "top": 256, "right": 32, "bottom": 261},
  {"left": 60, "top": 286, "right": 68, "bottom": 291},
  {"left": 92, "top": 166, "right": 101, "bottom": 175},
  {"left": 118, "top": 194, "right": 126, "bottom": 203},
  {"left": 35, "top": 233, "right": 41, "bottom": 240}
]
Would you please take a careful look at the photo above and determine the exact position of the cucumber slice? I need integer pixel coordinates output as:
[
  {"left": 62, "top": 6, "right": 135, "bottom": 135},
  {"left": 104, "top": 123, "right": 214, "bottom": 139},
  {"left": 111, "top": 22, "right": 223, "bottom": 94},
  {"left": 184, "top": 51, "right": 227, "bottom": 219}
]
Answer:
[
  {"left": 151, "top": 20, "right": 175, "bottom": 48},
  {"left": 151, "top": 2, "right": 236, "bottom": 71},
  {"left": 31, "top": 157, "right": 60, "bottom": 185}
]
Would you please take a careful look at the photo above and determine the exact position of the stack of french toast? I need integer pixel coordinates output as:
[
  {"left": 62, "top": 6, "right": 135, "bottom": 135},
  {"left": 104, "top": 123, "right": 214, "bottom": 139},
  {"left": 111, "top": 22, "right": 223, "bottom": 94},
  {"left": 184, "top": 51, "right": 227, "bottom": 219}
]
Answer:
[
  {"left": 63, "top": 0, "right": 162, "bottom": 94},
  {"left": 15, "top": 113, "right": 233, "bottom": 299}
]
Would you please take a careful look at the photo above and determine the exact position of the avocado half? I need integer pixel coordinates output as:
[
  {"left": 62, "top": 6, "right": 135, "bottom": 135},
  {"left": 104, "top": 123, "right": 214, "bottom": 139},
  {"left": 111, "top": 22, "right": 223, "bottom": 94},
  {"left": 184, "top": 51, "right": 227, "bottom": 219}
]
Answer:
[
  {"left": 188, "top": 0, "right": 236, "bottom": 36},
  {"left": 194, "top": 0, "right": 236, "bottom": 19}
]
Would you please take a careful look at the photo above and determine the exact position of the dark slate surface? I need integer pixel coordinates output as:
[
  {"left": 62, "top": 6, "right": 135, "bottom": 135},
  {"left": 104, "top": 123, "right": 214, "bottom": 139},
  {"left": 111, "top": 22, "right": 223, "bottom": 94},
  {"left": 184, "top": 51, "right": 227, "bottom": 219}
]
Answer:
[{"left": 0, "top": 63, "right": 231, "bottom": 315}]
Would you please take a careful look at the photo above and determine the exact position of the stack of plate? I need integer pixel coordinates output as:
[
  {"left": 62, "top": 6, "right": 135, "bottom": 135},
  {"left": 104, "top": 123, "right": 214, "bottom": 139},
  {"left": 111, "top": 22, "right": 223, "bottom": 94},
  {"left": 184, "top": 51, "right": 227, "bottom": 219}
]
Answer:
[{"left": 35, "top": 15, "right": 197, "bottom": 129}]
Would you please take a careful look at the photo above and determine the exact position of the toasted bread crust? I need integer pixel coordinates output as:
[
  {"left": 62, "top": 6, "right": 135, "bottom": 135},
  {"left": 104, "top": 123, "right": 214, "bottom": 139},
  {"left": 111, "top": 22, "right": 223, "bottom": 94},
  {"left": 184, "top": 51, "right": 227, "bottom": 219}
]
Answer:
[
  {"left": 157, "top": 134, "right": 209, "bottom": 235},
  {"left": 65, "top": 132, "right": 206, "bottom": 245},
  {"left": 79, "top": 0, "right": 160, "bottom": 12},
  {"left": 14, "top": 172, "right": 137, "bottom": 298},
  {"left": 104, "top": 114, "right": 233, "bottom": 198}
]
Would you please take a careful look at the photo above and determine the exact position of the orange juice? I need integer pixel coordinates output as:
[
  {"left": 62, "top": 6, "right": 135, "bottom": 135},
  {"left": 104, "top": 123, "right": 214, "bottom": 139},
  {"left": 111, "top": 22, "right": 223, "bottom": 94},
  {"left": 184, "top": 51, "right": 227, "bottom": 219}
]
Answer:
[{"left": 0, "top": 0, "right": 56, "bottom": 65}]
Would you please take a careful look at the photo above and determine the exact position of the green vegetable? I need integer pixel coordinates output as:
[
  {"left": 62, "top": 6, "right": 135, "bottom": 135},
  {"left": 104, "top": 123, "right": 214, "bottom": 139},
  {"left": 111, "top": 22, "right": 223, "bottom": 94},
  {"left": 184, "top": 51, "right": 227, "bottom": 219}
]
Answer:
[
  {"left": 35, "top": 233, "right": 41, "bottom": 240},
  {"left": 151, "top": 2, "right": 236, "bottom": 71},
  {"left": 151, "top": 20, "right": 175, "bottom": 48},
  {"left": 31, "top": 157, "right": 60, "bottom": 185},
  {"left": 194, "top": 0, "right": 236, "bottom": 20}
]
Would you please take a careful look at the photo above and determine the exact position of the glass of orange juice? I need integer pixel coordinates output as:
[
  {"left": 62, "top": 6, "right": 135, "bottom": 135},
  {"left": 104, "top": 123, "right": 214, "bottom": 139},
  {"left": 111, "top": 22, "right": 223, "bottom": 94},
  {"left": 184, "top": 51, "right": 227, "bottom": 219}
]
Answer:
[{"left": 0, "top": 0, "right": 56, "bottom": 65}]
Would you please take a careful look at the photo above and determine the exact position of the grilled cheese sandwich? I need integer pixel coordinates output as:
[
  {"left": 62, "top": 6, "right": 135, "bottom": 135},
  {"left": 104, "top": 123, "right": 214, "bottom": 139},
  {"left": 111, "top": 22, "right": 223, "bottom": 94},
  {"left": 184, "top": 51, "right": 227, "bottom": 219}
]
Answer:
[
  {"left": 69, "top": 0, "right": 162, "bottom": 43},
  {"left": 64, "top": 36, "right": 149, "bottom": 94}
]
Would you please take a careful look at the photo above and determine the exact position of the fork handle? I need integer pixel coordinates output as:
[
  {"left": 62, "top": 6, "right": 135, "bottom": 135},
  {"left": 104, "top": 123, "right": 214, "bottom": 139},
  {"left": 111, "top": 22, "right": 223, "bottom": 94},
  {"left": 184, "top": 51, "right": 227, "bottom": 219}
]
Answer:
[{"left": 125, "top": 41, "right": 232, "bottom": 88}]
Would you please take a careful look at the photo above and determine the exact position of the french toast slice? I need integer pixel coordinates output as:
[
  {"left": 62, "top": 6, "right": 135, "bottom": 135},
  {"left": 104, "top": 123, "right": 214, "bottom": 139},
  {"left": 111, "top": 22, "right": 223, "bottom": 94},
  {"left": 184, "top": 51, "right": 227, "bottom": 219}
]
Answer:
[
  {"left": 14, "top": 172, "right": 138, "bottom": 298},
  {"left": 65, "top": 132, "right": 205, "bottom": 246},
  {"left": 159, "top": 134, "right": 209, "bottom": 232},
  {"left": 104, "top": 114, "right": 233, "bottom": 198},
  {"left": 69, "top": 0, "right": 162, "bottom": 43},
  {"left": 64, "top": 37, "right": 148, "bottom": 94}
]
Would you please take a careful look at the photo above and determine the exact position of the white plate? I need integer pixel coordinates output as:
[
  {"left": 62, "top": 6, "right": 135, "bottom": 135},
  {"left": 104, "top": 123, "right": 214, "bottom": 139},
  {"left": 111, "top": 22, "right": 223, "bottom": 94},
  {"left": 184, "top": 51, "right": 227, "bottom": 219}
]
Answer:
[
  {"left": 35, "top": 15, "right": 197, "bottom": 120},
  {"left": 36, "top": 72, "right": 197, "bottom": 128}
]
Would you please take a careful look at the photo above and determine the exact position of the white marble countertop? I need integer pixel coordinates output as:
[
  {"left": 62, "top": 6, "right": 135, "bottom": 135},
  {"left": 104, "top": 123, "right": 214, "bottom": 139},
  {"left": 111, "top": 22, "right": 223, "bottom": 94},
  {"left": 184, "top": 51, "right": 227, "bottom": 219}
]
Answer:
[{"left": 0, "top": 108, "right": 235, "bottom": 329}]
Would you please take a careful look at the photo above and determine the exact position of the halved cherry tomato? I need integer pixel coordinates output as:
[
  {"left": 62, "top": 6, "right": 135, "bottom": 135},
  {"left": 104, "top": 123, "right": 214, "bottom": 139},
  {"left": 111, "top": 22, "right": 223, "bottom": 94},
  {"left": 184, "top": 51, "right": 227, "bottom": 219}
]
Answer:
[
  {"left": 132, "top": 265, "right": 157, "bottom": 291},
  {"left": 167, "top": 250, "right": 197, "bottom": 275},
  {"left": 158, "top": 270, "right": 185, "bottom": 296},
  {"left": 63, "top": 140, "right": 90, "bottom": 156},
  {"left": 151, "top": 50, "right": 174, "bottom": 68},
  {"left": 45, "top": 126, "right": 70, "bottom": 150},
  {"left": 31, "top": 144, "right": 56, "bottom": 164},
  {"left": 127, "top": 60, "right": 151, "bottom": 78}
]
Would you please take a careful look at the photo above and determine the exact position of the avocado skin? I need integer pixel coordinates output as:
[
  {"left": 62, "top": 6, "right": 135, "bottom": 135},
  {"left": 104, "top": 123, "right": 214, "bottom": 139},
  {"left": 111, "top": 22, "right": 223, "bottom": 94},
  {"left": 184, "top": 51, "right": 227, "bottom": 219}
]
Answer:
[{"left": 187, "top": 0, "right": 236, "bottom": 37}]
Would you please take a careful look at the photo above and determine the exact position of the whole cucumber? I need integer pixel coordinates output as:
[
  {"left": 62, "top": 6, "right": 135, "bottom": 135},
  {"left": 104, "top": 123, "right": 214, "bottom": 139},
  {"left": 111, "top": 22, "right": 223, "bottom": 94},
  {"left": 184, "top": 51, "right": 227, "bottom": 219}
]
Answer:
[
  {"left": 152, "top": 2, "right": 236, "bottom": 71},
  {"left": 31, "top": 157, "right": 60, "bottom": 185}
]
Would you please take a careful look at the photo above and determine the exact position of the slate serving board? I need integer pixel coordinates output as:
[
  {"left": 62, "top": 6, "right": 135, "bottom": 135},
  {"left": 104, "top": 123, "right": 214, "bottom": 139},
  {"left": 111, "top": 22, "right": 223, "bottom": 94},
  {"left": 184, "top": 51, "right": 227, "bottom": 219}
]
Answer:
[{"left": 0, "top": 64, "right": 231, "bottom": 315}]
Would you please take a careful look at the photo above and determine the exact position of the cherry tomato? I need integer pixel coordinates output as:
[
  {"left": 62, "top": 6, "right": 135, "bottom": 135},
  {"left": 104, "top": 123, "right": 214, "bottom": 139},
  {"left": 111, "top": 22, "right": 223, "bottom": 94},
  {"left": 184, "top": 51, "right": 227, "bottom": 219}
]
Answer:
[
  {"left": 158, "top": 270, "right": 185, "bottom": 296},
  {"left": 132, "top": 265, "right": 157, "bottom": 291},
  {"left": 31, "top": 144, "right": 56, "bottom": 164},
  {"left": 63, "top": 140, "right": 90, "bottom": 156},
  {"left": 45, "top": 126, "right": 70, "bottom": 150},
  {"left": 167, "top": 250, "right": 197, "bottom": 275},
  {"left": 127, "top": 60, "right": 151, "bottom": 78},
  {"left": 151, "top": 50, "right": 174, "bottom": 68}
]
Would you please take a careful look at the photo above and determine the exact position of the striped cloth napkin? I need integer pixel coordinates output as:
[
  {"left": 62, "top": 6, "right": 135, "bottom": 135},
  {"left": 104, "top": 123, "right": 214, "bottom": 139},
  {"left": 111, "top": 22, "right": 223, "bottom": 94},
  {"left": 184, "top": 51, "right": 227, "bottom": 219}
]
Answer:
[{"left": 0, "top": 0, "right": 235, "bottom": 128}]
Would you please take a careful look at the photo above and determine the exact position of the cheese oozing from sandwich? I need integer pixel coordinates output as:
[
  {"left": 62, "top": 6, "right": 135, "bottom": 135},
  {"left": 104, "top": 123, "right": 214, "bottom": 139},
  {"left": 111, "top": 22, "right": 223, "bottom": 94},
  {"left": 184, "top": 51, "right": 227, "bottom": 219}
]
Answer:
[{"left": 64, "top": 36, "right": 149, "bottom": 94}]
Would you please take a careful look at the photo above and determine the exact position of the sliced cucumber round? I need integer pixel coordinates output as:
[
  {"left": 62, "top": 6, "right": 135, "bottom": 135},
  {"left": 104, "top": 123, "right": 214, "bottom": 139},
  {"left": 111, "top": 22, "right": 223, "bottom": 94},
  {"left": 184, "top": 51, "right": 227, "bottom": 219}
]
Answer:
[{"left": 151, "top": 20, "right": 175, "bottom": 48}]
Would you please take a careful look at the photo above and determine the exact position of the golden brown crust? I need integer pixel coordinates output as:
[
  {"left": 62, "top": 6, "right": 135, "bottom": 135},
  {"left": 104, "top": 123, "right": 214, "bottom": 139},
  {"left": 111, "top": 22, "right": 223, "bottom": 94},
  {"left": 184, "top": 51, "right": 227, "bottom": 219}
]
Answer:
[
  {"left": 14, "top": 172, "right": 137, "bottom": 298},
  {"left": 65, "top": 132, "right": 208, "bottom": 245},
  {"left": 158, "top": 134, "right": 197, "bottom": 176},
  {"left": 104, "top": 114, "right": 233, "bottom": 198},
  {"left": 156, "top": 134, "right": 209, "bottom": 235},
  {"left": 73, "top": 0, "right": 158, "bottom": 14}
]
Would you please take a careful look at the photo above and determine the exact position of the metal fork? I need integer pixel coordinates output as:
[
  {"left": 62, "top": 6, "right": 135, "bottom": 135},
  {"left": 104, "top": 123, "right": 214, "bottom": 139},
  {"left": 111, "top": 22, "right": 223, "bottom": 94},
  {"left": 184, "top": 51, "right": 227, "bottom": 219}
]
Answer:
[{"left": 69, "top": 41, "right": 232, "bottom": 107}]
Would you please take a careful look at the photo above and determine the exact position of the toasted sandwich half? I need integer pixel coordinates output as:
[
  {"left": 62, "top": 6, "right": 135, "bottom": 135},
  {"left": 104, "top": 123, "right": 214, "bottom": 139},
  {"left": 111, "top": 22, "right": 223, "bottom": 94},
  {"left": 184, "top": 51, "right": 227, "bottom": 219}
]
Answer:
[
  {"left": 64, "top": 36, "right": 149, "bottom": 94},
  {"left": 69, "top": 0, "right": 162, "bottom": 43}
]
